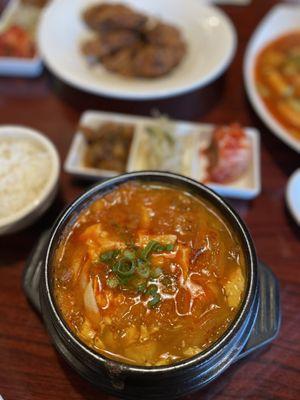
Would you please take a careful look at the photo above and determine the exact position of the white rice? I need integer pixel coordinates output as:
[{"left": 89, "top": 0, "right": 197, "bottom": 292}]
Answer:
[{"left": 0, "top": 137, "right": 52, "bottom": 221}]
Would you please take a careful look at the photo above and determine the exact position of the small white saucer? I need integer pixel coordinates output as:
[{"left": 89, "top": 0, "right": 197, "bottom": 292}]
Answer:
[{"left": 286, "top": 169, "right": 300, "bottom": 225}]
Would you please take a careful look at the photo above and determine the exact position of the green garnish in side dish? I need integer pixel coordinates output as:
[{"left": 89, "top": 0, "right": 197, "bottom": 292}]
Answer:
[{"left": 99, "top": 240, "right": 175, "bottom": 307}]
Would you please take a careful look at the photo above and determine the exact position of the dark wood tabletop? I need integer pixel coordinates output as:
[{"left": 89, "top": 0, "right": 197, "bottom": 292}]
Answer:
[{"left": 0, "top": 0, "right": 299, "bottom": 399}]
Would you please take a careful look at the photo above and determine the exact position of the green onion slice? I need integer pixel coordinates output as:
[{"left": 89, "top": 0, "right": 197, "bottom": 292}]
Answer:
[
  {"left": 148, "top": 293, "right": 161, "bottom": 308},
  {"left": 123, "top": 249, "right": 136, "bottom": 260},
  {"left": 107, "top": 276, "right": 119, "bottom": 289},
  {"left": 136, "top": 259, "right": 150, "bottom": 278},
  {"left": 115, "top": 257, "right": 136, "bottom": 277},
  {"left": 99, "top": 249, "right": 120, "bottom": 263},
  {"left": 136, "top": 283, "right": 147, "bottom": 294},
  {"left": 147, "top": 284, "right": 158, "bottom": 296},
  {"left": 141, "top": 240, "right": 174, "bottom": 259},
  {"left": 151, "top": 267, "right": 163, "bottom": 278}
]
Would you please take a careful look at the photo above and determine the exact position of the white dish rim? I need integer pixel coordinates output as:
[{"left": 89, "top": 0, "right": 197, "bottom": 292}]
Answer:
[{"left": 286, "top": 168, "right": 300, "bottom": 225}]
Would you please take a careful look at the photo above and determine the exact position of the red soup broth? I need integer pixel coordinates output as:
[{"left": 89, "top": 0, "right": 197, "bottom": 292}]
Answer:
[{"left": 53, "top": 182, "right": 246, "bottom": 366}]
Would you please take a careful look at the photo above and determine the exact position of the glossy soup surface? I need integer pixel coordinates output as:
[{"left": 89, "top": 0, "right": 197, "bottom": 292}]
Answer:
[
  {"left": 53, "top": 183, "right": 246, "bottom": 366},
  {"left": 255, "top": 31, "right": 300, "bottom": 140}
]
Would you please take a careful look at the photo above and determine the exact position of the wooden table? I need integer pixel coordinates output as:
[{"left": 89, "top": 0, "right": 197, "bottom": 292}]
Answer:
[{"left": 0, "top": 0, "right": 299, "bottom": 399}]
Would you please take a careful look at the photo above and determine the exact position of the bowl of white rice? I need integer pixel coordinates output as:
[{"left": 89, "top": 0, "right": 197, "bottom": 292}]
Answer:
[{"left": 0, "top": 125, "right": 60, "bottom": 235}]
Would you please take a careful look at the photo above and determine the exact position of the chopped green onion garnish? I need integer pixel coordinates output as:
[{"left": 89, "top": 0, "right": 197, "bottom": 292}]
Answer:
[
  {"left": 102, "top": 240, "right": 174, "bottom": 297},
  {"left": 137, "top": 283, "right": 147, "bottom": 294},
  {"left": 107, "top": 276, "right": 119, "bottom": 289},
  {"left": 123, "top": 249, "right": 136, "bottom": 260},
  {"left": 141, "top": 240, "right": 158, "bottom": 259},
  {"left": 148, "top": 293, "right": 161, "bottom": 308},
  {"left": 147, "top": 284, "right": 158, "bottom": 296},
  {"left": 165, "top": 244, "right": 174, "bottom": 252},
  {"left": 141, "top": 240, "right": 174, "bottom": 259},
  {"left": 151, "top": 267, "right": 163, "bottom": 278},
  {"left": 115, "top": 258, "right": 136, "bottom": 277},
  {"left": 136, "top": 259, "right": 150, "bottom": 278},
  {"left": 99, "top": 249, "right": 120, "bottom": 263}
]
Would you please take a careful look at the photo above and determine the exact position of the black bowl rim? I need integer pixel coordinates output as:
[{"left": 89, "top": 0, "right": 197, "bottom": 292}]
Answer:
[{"left": 44, "top": 171, "right": 258, "bottom": 374}]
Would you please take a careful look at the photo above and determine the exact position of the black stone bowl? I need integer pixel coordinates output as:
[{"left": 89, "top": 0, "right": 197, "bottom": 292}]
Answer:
[{"left": 27, "top": 171, "right": 280, "bottom": 399}]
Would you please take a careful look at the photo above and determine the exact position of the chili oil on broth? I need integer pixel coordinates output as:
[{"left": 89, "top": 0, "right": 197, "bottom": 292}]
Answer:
[
  {"left": 255, "top": 31, "right": 300, "bottom": 141},
  {"left": 53, "top": 182, "right": 246, "bottom": 367}
]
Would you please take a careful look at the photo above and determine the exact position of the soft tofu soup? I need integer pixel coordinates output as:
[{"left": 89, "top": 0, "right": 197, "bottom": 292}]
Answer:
[{"left": 53, "top": 182, "right": 246, "bottom": 366}]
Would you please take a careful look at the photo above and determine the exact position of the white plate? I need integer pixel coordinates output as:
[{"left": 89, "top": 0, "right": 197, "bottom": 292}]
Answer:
[
  {"left": 64, "top": 111, "right": 261, "bottom": 200},
  {"left": 286, "top": 169, "right": 300, "bottom": 225},
  {"left": 38, "top": 0, "right": 237, "bottom": 100},
  {"left": 0, "top": 0, "right": 43, "bottom": 77},
  {"left": 244, "top": 4, "right": 300, "bottom": 153}
]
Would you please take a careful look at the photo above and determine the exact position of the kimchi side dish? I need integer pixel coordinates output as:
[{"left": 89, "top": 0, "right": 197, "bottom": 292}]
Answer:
[{"left": 53, "top": 182, "right": 246, "bottom": 366}]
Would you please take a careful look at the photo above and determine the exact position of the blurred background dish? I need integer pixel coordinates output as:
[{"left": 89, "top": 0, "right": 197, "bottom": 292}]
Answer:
[
  {"left": 286, "top": 169, "right": 300, "bottom": 225},
  {"left": 244, "top": 4, "right": 300, "bottom": 153},
  {"left": 0, "top": 125, "right": 60, "bottom": 235},
  {"left": 38, "top": 0, "right": 237, "bottom": 100},
  {"left": 0, "top": 0, "right": 45, "bottom": 76},
  {"left": 80, "top": 2, "right": 187, "bottom": 79}
]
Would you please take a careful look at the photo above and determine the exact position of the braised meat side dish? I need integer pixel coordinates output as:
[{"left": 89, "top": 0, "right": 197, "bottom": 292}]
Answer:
[
  {"left": 20, "top": 0, "right": 48, "bottom": 7},
  {"left": 53, "top": 182, "right": 246, "bottom": 366},
  {"left": 83, "top": 3, "right": 147, "bottom": 32},
  {"left": 81, "top": 3, "right": 187, "bottom": 78},
  {"left": 82, "top": 30, "right": 140, "bottom": 60},
  {"left": 81, "top": 122, "right": 134, "bottom": 172}
]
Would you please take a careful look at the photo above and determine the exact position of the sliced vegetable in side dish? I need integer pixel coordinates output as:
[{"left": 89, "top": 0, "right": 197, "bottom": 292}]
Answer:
[{"left": 130, "top": 116, "right": 195, "bottom": 176}]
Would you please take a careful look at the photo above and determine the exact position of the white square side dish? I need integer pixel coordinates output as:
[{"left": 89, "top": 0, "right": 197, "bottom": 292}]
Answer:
[
  {"left": 64, "top": 110, "right": 261, "bottom": 199},
  {"left": 0, "top": 0, "right": 43, "bottom": 77}
]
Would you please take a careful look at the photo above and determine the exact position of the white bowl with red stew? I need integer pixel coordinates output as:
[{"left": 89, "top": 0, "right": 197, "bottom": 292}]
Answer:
[
  {"left": 244, "top": 4, "right": 300, "bottom": 153},
  {"left": 37, "top": 171, "right": 279, "bottom": 399}
]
